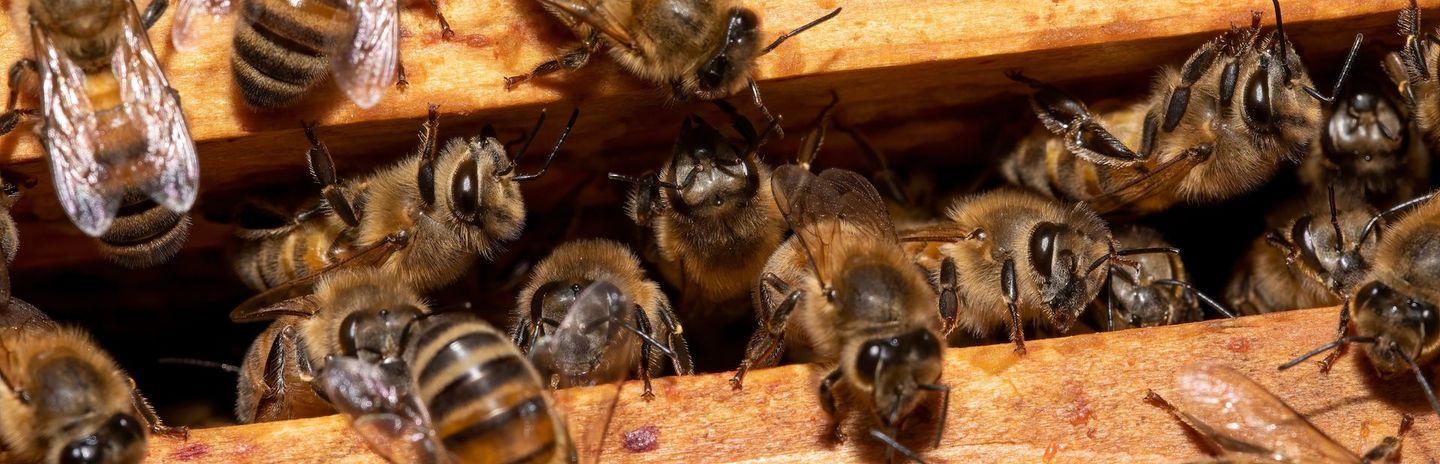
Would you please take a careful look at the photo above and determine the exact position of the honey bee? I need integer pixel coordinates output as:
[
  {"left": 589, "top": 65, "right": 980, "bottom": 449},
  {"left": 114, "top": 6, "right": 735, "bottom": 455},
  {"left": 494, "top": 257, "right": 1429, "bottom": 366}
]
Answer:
[
  {"left": 0, "top": 307, "right": 186, "bottom": 464},
  {"left": 1300, "top": 68, "right": 1429, "bottom": 207},
  {"left": 230, "top": 267, "right": 429, "bottom": 423},
  {"left": 732, "top": 166, "right": 949, "bottom": 463},
  {"left": 510, "top": 239, "right": 693, "bottom": 398},
  {"left": 505, "top": 0, "right": 840, "bottom": 127},
  {"left": 231, "top": 105, "right": 578, "bottom": 309},
  {"left": 899, "top": 189, "right": 1198, "bottom": 353},
  {"left": 1090, "top": 224, "right": 1227, "bottom": 331},
  {"left": 607, "top": 103, "right": 784, "bottom": 316},
  {"left": 93, "top": 189, "right": 192, "bottom": 269},
  {"left": 1392, "top": 0, "right": 1440, "bottom": 147},
  {"left": 1281, "top": 190, "right": 1440, "bottom": 418},
  {"left": 1, "top": 0, "right": 200, "bottom": 238},
  {"left": 1226, "top": 185, "right": 1379, "bottom": 317},
  {"left": 1147, "top": 363, "right": 1410, "bottom": 463},
  {"left": 404, "top": 313, "right": 578, "bottom": 463},
  {"left": 1002, "top": 1, "right": 1357, "bottom": 215},
  {"left": 172, "top": 0, "right": 455, "bottom": 109}
]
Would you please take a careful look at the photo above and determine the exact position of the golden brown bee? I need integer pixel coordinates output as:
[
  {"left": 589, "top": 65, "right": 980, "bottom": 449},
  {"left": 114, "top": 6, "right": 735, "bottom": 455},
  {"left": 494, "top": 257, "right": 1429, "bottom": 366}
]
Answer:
[
  {"left": 1227, "top": 185, "right": 1379, "bottom": 317},
  {"left": 510, "top": 239, "right": 693, "bottom": 398},
  {"left": 405, "top": 313, "right": 578, "bottom": 463},
  {"left": 1281, "top": 190, "right": 1440, "bottom": 418},
  {"left": 173, "top": 0, "right": 454, "bottom": 109},
  {"left": 93, "top": 189, "right": 192, "bottom": 269},
  {"left": 0, "top": 307, "right": 185, "bottom": 464},
  {"left": 1147, "top": 363, "right": 1410, "bottom": 463},
  {"left": 607, "top": 104, "right": 784, "bottom": 315},
  {"left": 505, "top": 0, "right": 840, "bottom": 126},
  {"left": 1, "top": 0, "right": 199, "bottom": 238},
  {"left": 1392, "top": 0, "right": 1440, "bottom": 147},
  {"left": 1300, "top": 69, "right": 1429, "bottom": 208},
  {"left": 231, "top": 106, "right": 577, "bottom": 308},
  {"left": 732, "top": 166, "right": 949, "bottom": 463},
  {"left": 1002, "top": 1, "right": 1353, "bottom": 215},
  {"left": 1090, "top": 224, "right": 1220, "bottom": 331},
  {"left": 230, "top": 267, "right": 430, "bottom": 423}
]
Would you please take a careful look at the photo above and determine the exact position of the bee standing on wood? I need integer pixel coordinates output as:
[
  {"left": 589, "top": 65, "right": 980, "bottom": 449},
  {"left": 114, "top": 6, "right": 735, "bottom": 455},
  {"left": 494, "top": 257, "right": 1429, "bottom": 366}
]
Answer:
[
  {"left": 1281, "top": 190, "right": 1440, "bottom": 419},
  {"left": 230, "top": 105, "right": 577, "bottom": 308},
  {"left": 405, "top": 314, "right": 578, "bottom": 463},
  {"left": 732, "top": 166, "right": 949, "bottom": 464},
  {"left": 0, "top": 307, "right": 186, "bottom": 464},
  {"left": 505, "top": 0, "right": 841, "bottom": 128},
  {"left": 172, "top": 0, "right": 456, "bottom": 109},
  {"left": 1147, "top": 364, "right": 1411, "bottom": 463},
  {"left": 1002, "top": 1, "right": 1358, "bottom": 215},
  {"left": 511, "top": 238, "right": 693, "bottom": 399},
  {"left": 1, "top": 0, "right": 200, "bottom": 238}
]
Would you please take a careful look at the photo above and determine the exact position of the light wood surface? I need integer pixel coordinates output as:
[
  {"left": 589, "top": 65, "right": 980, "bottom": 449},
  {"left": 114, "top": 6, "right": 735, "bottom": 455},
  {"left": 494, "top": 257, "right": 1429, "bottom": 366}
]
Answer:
[
  {"left": 0, "top": 0, "right": 1433, "bottom": 269},
  {"left": 143, "top": 307, "right": 1440, "bottom": 463}
]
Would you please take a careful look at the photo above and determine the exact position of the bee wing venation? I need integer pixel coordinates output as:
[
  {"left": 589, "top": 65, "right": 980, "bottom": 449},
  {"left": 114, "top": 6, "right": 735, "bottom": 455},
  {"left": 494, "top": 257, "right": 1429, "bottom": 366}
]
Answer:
[
  {"left": 229, "top": 237, "right": 406, "bottom": 321},
  {"left": 172, "top": 0, "right": 234, "bottom": 50},
  {"left": 317, "top": 357, "right": 446, "bottom": 464},
  {"left": 773, "top": 166, "right": 896, "bottom": 284},
  {"left": 115, "top": 6, "right": 200, "bottom": 215},
  {"left": 331, "top": 0, "right": 400, "bottom": 109},
  {"left": 1168, "top": 364, "right": 1360, "bottom": 464},
  {"left": 33, "top": 21, "right": 118, "bottom": 237},
  {"left": 531, "top": 281, "right": 632, "bottom": 385},
  {"left": 1085, "top": 149, "right": 1202, "bottom": 213}
]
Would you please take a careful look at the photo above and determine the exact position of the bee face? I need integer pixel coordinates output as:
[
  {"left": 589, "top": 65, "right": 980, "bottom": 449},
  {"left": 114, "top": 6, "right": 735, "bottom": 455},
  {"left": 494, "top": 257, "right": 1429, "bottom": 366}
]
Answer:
[
  {"left": 1028, "top": 222, "right": 1107, "bottom": 330},
  {"left": 853, "top": 329, "right": 942, "bottom": 426},
  {"left": 692, "top": 8, "right": 762, "bottom": 99},
  {"left": 55, "top": 413, "right": 145, "bottom": 464},
  {"left": 1287, "top": 213, "right": 1373, "bottom": 292},
  {"left": 1239, "top": 36, "right": 1319, "bottom": 143},
  {"left": 1110, "top": 270, "right": 1194, "bottom": 327},
  {"left": 338, "top": 305, "right": 426, "bottom": 364},
  {"left": 1353, "top": 281, "right": 1439, "bottom": 374},
  {"left": 30, "top": 0, "right": 123, "bottom": 37},
  {"left": 438, "top": 138, "right": 524, "bottom": 235},
  {"left": 666, "top": 117, "right": 760, "bottom": 217}
]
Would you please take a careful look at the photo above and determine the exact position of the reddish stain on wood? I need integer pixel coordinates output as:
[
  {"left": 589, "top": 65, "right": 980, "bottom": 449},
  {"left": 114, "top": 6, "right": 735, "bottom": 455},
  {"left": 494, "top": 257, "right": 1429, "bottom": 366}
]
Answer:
[
  {"left": 1225, "top": 337, "right": 1252, "bottom": 353},
  {"left": 168, "top": 443, "right": 210, "bottom": 461},
  {"left": 623, "top": 425, "right": 660, "bottom": 452}
]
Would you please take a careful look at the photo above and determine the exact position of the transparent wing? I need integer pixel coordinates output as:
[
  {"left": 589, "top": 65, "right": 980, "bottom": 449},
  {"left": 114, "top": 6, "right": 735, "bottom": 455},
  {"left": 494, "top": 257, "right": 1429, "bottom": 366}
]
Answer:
[
  {"left": 32, "top": 20, "right": 118, "bottom": 237},
  {"left": 529, "top": 280, "right": 632, "bottom": 388},
  {"left": 116, "top": 6, "right": 200, "bottom": 215},
  {"left": 1165, "top": 364, "right": 1359, "bottom": 464},
  {"left": 229, "top": 237, "right": 406, "bottom": 322},
  {"left": 1084, "top": 150, "right": 1203, "bottom": 214},
  {"left": 771, "top": 166, "right": 897, "bottom": 285},
  {"left": 314, "top": 357, "right": 446, "bottom": 464},
  {"left": 537, "top": 0, "right": 636, "bottom": 46},
  {"left": 330, "top": 0, "right": 399, "bottom": 109},
  {"left": 0, "top": 298, "right": 52, "bottom": 332},
  {"left": 171, "top": 0, "right": 233, "bottom": 50}
]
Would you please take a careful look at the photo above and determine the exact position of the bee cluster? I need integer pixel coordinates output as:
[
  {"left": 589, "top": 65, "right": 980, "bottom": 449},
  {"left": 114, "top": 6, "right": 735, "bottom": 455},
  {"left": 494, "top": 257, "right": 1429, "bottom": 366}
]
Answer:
[{"left": 0, "top": 0, "right": 1438, "bottom": 463}]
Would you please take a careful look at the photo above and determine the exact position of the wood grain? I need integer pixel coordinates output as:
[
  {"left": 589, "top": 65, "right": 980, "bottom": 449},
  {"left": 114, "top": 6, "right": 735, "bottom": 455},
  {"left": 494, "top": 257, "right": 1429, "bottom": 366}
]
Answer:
[
  {"left": 1, "top": 0, "right": 1434, "bottom": 269},
  {"left": 143, "top": 307, "right": 1440, "bottom": 463}
]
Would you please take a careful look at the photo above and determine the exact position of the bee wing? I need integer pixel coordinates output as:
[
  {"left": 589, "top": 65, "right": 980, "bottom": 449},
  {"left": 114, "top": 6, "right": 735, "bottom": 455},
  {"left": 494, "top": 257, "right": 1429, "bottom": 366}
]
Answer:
[
  {"left": 351, "top": 414, "right": 447, "bottom": 464},
  {"left": 229, "top": 237, "right": 406, "bottom": 322},
  {"left": 329, "top": 0, "right": 399, "bottom": 109},
  {"left": 171, "top": 0, "right": 233, "bottom": 50},
  {"left": 316, "top": 357, "right": 446, "bottom": 464},
  {"left": 530, "top": 281, "right": 632, "bottom": 386},
  {"left": 31, "top": 20, "right": 120, "bottom": 237},
  {"left": 0, "top": 297, "right": 53, "bottom": 332},
  {"left": 772, "top": 166, "right": 896, "bottom": 285},
  {"left": 228, "top": 294, "right": 321, "bottom": 323},
  {"left": 1164, "top": 364, "right": 1360, "bottom": 463},
  {"left": 538, "top": 0, "right": 636, "bottom": 47},
  {"left": 114, "top": 6, "right": 201, "bottom": 215},
  {"left": 897, "top": 223, "right": 977, "bottom": 243},
  {"left": 1082, "top": 150, "right": 1202, "bottom": 214}
]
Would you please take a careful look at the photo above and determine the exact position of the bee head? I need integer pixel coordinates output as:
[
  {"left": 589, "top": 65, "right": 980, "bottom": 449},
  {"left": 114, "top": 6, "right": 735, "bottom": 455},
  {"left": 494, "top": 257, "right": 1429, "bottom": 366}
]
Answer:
[
  {"left": 1352, "top": 281, "right": 1439, "bottom": 376},
  {"left": 1108, "top": 268, "right": 1197, "bottom": 328},
  {"left": 339, "top": 304, "right": 426, "bottom": 364},
  {"left": 853, "top": 329, "right": 942, "bottom": 427},
  {"left": 30, "top": 0, "right": 123, "bottom": 38},
  {"left": 664, "top": 116, "right": 760, "bottom": 217},
  {"left": 1030, "top": 222, "right": 1106, "bottom": 331},
  {"left": 693, "top": 8, "right": 762, "bottom": 100},
  {"left": 56, "top": 413, "right": 145, "bottom": 464},
  {"left": 431, "top": 134, "right": 526, "bottom": 246},
  {"left": 1275, "top": 187, "right": 1376, "bottom": 294},
  {"left": 1321, "top": 78, "right": 1410, "bottom": 192}
]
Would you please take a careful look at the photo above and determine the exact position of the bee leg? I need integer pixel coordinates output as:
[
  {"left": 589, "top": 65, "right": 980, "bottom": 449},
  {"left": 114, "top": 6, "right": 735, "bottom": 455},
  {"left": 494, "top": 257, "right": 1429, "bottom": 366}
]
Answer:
[
  {"left": 396, "top": 61, "right": 408, "bottom": 90},
  {"left": 425, "top": 0, "right": 455, "bottom": 39},
  {"left": 1360, "top": 415, "right": 1413, "bottom": 463},
  {"left": 917, "top": 383, "right": 950, "bottom": 449},
  {"left": 127, "top": 377, "right": 189, "bottom": 439},
  {"left": 712, "top": 100, "right": 761, "bottom": 148},
  {"left": 303, "top": 123, "right": 361, "bottom": 227},
  {"left": 1006, "top": 71, "right": 1142, "bottom": 165},
  {"left": 503, "top": 31, "right": 598, "bottom": 90},
  {"left": 258, "top": 326, "right": 293, "bottom": 420},
  {"left": 657, "top": 302, "right": 694, "bottom": 375},
  {"left": 747, "top": 79, "right": 785, "bottom": 141},
  {"left": 139, "top": 0, "right": 169, "bottom": 30},
  {"left": 4, "top": 59, "right": 36, "bottom": 111},
  {"left": 938, "top": 258, "right": 959, "bottom": 336},
  {"left": 731, "top": 273, "right": 800, "bottom": 389},
  {"left": 1162, "top": 44, "right": 1218, "bottom": 132},
  {"left": 1318, "top": 297, "right": 1351, "bottom": 374},
  {"left": 818, "top": 368, "right": 845, "bottom": 440},
  {"left": 634, "top": 304, "right": 657, "bottom": 400},
  {"left": 1001, "top": 258, "right": 1026, "bottom": 354}
]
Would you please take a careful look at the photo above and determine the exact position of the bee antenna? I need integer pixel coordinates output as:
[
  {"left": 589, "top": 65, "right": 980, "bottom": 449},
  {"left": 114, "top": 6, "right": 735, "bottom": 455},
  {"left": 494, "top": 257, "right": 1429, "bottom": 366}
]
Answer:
[
  {"left": 1304, "top": 34, "right": 1364, "bottom": 104},
  {"left": 157, "top": 357, "right": 241, "bottom": 374},
  {"left": 509, "top": 109, "right": 549, "bottom": 171},
  {"left": 1116, "top": 246, "right": 1182, "bottom": 258},
  {"left": 1271, "top": 0, "right": 1293, "bottom": 83},
  {"left": 1395, "top": 347, "right": 1440, "bottom": 419},
  {"left": 1355, "top": 190, "right": 1437, "bottom": 253},
  {"left": 617, "top": 318, "right": 681, "bottom": 365},
  {"left": 1327, "top": 183, "right": 1345, "bottom": 253},
  {"left": 1278, "top": 334, "right": 1376, "bottom": 370},
  {"left": 867, "top": 428, "right": 928, "bottom": 464},
  {"left": 514, "top": 108, "right": 579, "bottom": 182},
  {"left": 1150, "top": 279, "right": 1236, "bottom": 318},
  {"left": 762, "top": 8, "right": 842, "bottom": 55}
]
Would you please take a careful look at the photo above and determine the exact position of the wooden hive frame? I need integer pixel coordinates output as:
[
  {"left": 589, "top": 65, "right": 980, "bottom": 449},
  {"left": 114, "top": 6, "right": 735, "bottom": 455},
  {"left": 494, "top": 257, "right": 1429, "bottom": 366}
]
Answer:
[{"left": 0, "top": 0, "right": 1436, "bottom": 463}]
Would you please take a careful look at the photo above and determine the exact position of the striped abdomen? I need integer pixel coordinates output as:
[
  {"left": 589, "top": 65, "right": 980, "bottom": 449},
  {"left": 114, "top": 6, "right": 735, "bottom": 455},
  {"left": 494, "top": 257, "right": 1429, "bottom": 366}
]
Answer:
[
  {"left": 232, "top": 0, "right": 348, "bottom": 109},
  {"left": 232, "top": 221, "right": 344, "bottom": 291},
  {"left": 96, "top": 190, "right": 191, "bottom": 268},
  {"left": 406, "top": 316, "right": 576, "bottom": 464}
]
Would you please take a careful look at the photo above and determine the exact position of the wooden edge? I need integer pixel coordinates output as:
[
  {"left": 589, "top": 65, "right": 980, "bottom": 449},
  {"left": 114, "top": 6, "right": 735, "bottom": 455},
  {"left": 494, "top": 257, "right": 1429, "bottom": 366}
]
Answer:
[{"left": 142, "top": 307, "right": 1440, "bottom": 463}]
